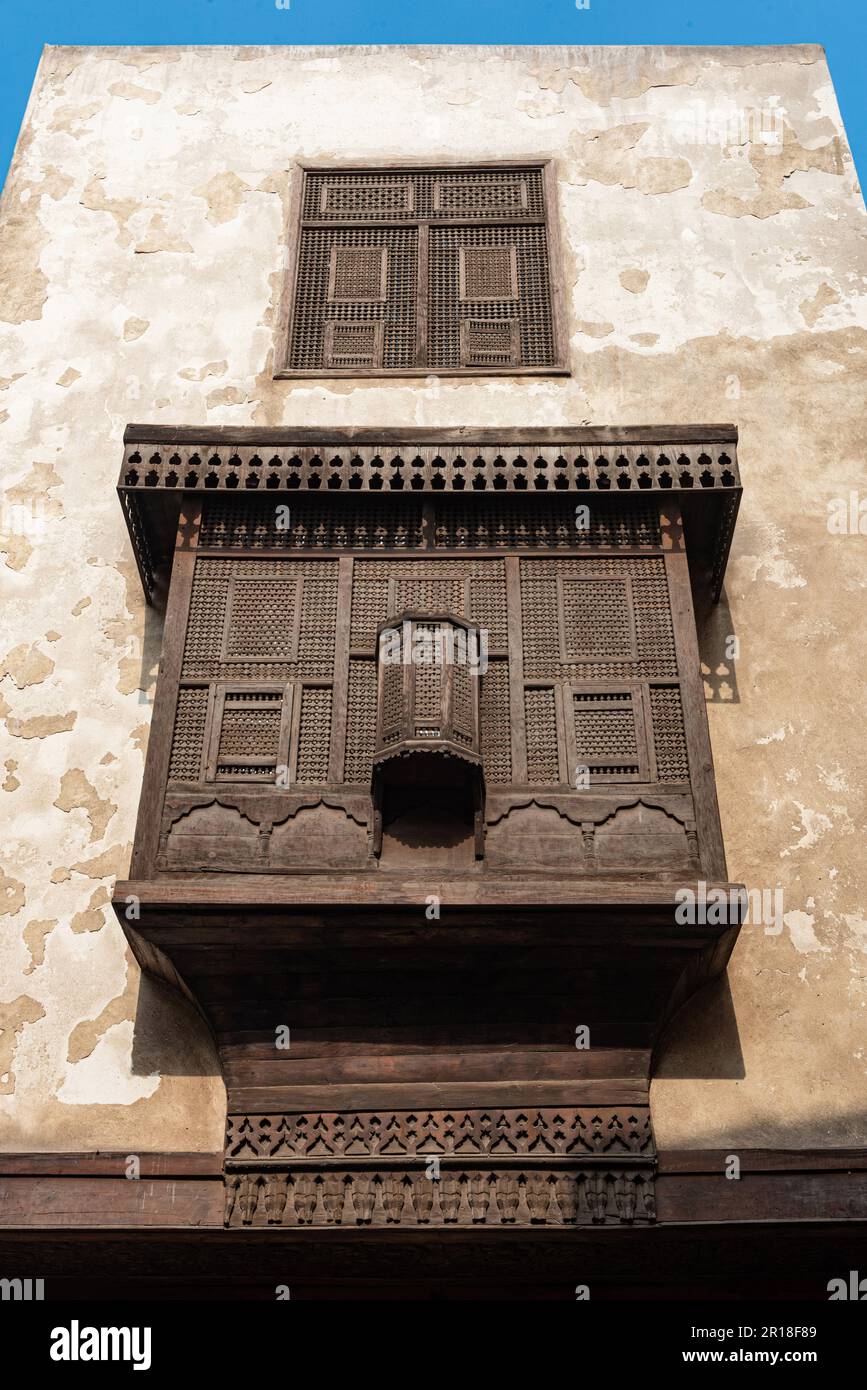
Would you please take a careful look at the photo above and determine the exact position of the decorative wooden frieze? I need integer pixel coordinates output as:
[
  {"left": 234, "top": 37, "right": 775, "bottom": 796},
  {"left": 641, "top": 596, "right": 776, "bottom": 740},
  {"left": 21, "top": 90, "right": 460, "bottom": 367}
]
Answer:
[
  {"left": 224, "top": 1166, "right": 657, "bottom": 1228},
  {"left": 225, "top": 1108, "right": 655, "bottom": 1162},
  {"left": 117, "top": 425, "right": 740, "bottom": 606}
]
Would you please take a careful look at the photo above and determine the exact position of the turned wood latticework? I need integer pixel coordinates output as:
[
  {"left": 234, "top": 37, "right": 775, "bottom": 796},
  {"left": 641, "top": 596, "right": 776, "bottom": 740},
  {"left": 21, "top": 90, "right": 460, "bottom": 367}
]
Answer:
[
  {"left": 115, "top": 424, "right": 743, "bottom": 1239},
  {"left": 276, "top": 163, "right": 565, "bottom": 377}
]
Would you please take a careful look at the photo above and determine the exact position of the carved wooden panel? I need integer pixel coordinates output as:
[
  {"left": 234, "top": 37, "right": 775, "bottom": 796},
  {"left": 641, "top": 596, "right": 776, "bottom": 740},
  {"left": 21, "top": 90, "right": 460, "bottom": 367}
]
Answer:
[
  {"left": 223, "top": 576, "right": 300, "bottom": 661},
  {"left": 479, "top": 659, "right": 512, "bottom": 784},
  {"left": 199, "top": 496, "right": 427, "bottom": 551},
  {"left": 570, "top": 687, "right": 647, "bottom": 783},
  {"left": 302, "top": 167, "right": 544, "bottom": 223},
  {"left": 344, "top": 659, "right": 378, "bottom": 784},
  {"left": 323, "top": 320, "right": 384, "bottom": 369},
  {"left": 168, "top": 686, "right": 209, "bottom": 781},
  {"left": 223, "top": 1105, "right": 656, "bottom": 1229},
  {"left": 168, "top": 558, "right": 338, "bottom": 792},
  {"left": 162, "top": 795, "right": 371, "bottom": 871},
  {"left": 225, "top": 1107, "right": 654, "bottom": 1160},
  {"left": 327, "top": 245, "right": 388, "bottom": 303},
  {"left": 649, "top": 684, "right": 690, "bottom": 782},
  {"left": 207, "top": 687, "right": 291, "bottom": 782},
  {"left": 459, "top": 245, "right": 519, "bottom": 301},
  {"left": 373, "top": 614, "right": 483, "bottom": 756},
  {"left": 224, "top": 1166, "right": 656, "bottom": 1228},
  {"left": 524, "top": 687, "right": 561, "bottom": 784}
]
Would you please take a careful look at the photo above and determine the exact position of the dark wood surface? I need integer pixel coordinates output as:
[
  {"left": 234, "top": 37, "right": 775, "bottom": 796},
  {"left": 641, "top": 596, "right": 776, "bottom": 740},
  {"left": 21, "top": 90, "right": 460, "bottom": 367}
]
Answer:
[{"left": 124, "top": 423, "right": 738, "bottom": 446}]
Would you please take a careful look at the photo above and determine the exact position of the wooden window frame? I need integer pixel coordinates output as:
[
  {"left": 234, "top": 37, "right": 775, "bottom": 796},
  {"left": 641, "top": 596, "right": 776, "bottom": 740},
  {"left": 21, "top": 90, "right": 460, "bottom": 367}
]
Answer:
[
  {"left": 205, "top": 683, "right": 294, "bottom": 784},
  {"left": 274, "top": 159, "right": 570, "bottom": 380},
  {"left": 566, "top": 681, "right": 651, "bottom": 785},
  {"left": 322, "top": 319, "right": 385, "bottom": 370}
]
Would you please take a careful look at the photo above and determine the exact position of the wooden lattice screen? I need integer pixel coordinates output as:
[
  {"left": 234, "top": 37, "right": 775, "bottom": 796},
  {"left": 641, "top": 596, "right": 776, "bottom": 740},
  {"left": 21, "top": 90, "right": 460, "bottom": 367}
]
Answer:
[
  {"left": 276, "top": 163, "right": 568, "bottom": 377},
  {"left": 113, "top": 423, "right": 745, "bottom": 1240}
]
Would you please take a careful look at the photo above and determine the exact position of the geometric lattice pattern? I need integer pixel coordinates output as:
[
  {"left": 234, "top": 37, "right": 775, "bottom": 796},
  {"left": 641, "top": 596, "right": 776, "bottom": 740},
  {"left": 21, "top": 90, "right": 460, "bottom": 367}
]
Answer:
[
  {"left": 286, "top": 164, "right": 558, "bottom": 374},
  {"left": 413, "top": 628, "right": 444, "bottom": 726},
  {"left": 218, "top": 697, "right": 282, "bottom": 760},
  {"left": 169, "top": 558, "right": 339, "bottom": 786},
  {"left": 166, "top": 509, "right": 689, "bottom": 800},
  {"left": 199, "top": 497, "right": 426, "bottom": 552},
  {"left": 480, "top": 659, "right": 511, "bottom": 783},
  {"left": 573, "top": 696, "right": 638, "bottom": 760},
  {"left": 225, "top": 1106, "right": 655, "bottom": 1161},
  {"left": 296, "top": 687, "right": 332, "bottom": 784},
  {"left": 432, "top": 499, "right": 660, "bottom": 550},
  {"left": 302, "top": 168, "right": 545, "bottom": 223},
  {"left": 459, "top": 246, "right": 517, "bottom": 300},
  {"left": 328, "top": 247, "right": 386, "bottom": 302},
  {"left": 216, "top": 692, "right": 284, "bottom": 780},
  {"left": 290, "top": 227, "right": 417, "bottom": 371},
  {"left": 561, "top": 579, "right": 634, "bottom": 661},
  {"left": 324, "top": 321, "right": 383, "bottom": 369},
  {"left": 460, "top": 319, "right": 519, "bottom": 368},
  {"left": 650, "top": 684, "right": 690, "bottom": 782},
  {"left": 350, "top": 559, "right": 507, "bottom": 651},
  {"left": 525, "top": 687, "right": 560, "bottom": 784},
  {"left": 226, "top": 579, "right": 298, "bottom": 660},
  {"left": 521, "top": 557, "right": 676, "bottom": 681},
  {"left": 183, "top": 559, "right": 338, "bottom": 682},
  {"left": 573, "top": 692, "right": 641, "bottom": 779},
  {"left": 344, "top": 660, "right": 378, "bottom": 783},
  {"left": 430, "top": 224, "right": 553, "bottom": 370},
  {"left": 168, "top": 686, "right": 208, "bottom": 781}
]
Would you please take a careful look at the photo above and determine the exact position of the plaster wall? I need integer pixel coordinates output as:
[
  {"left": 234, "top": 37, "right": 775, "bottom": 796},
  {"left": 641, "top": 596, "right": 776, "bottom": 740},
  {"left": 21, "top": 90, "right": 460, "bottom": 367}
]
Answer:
[{"left": 0, "top": 44, "right": 864, "bottom": 1153}]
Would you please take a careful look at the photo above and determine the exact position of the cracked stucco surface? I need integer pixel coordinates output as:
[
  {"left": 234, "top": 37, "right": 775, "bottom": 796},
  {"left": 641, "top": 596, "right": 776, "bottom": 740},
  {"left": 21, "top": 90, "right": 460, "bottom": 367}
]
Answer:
[{"left": 0, "top": 43, "right": 865, "bottom": 1152}]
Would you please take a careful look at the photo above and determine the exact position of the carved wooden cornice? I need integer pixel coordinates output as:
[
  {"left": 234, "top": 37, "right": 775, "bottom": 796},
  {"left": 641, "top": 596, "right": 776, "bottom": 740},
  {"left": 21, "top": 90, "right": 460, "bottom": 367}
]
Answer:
[{"left": 117, "top": 423, "right": 741, "bottom": 605}]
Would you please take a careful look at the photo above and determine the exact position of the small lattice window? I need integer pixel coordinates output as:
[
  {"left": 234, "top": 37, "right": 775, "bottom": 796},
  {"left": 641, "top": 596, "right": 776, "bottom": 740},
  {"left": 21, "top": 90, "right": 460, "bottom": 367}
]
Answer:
[
  {"left": 205, "top": 687, "right": 292, "bottom": 783},
  {"left": 277, "top": 162, "right": 567, "bottom": 377}
]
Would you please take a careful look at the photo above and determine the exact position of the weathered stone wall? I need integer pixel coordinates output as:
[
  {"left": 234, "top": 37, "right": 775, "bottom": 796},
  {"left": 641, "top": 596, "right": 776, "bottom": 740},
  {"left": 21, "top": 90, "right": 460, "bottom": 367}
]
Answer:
[{"left": 0, "top": 44, "right": 864, "bottom": 1153}]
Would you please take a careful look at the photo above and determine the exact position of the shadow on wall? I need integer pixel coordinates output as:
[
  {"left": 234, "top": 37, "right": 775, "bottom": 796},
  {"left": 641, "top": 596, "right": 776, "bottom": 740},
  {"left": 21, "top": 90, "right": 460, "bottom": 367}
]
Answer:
[
  {"left": 129, "top": 972, "right": 222, "bottom": 1080},
  {"left": 135, "top": 602, "right": 163, "bottom": 710},
  {"left": 699, "top": 585, "right": 740, "bottom": 704},
  {"left": 653, "top": 972, "right": 745, "bottom": 1080}
]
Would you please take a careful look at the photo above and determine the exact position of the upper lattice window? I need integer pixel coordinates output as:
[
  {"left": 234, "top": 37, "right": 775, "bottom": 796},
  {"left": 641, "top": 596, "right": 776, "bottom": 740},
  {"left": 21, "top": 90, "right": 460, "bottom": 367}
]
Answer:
[{"left": 276, "top": 162, "right": 568, "bottom": 378}]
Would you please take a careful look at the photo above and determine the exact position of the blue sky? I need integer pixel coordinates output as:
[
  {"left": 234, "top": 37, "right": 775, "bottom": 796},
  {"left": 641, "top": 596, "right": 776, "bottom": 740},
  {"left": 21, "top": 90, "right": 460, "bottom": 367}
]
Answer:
[{"left": 0, "top": 1, "right": 865, "bottom": 192}]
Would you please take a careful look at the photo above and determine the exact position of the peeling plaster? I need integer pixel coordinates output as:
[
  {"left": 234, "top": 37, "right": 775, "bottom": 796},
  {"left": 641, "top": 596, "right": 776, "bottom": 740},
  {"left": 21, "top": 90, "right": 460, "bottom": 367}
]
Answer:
[
  {"left": 54, "top": 770, "right": 116, "bottom": 844},
  {"left": 107, "top": 81, "right": 161, "bottom": 105},
  {"left": 567, "top": 122, "right": 693, "bottom": 196},
  {"left": 800, "top": 283, "right": 842, "bottom": 328},
  {"left": 620, "top": 268, "right": 650, "bottom": 294},
  {"left": 23, "top": 920, "right": 57, "bottom": 973},
  {"left": 0, "top": 43, "right": 864, "bottom": 1154},
  {"left": 193, "top": 172, "right": 250, "bottom": 225},
  {"left": 0, "top": 996, "right": 45, "bottom": 1092},
  {"left": 0, "top": 643, "right": 55, "bottom": 688},
  {"left": 123, "top": 317, "right": 149, "bottom": 342},
  {"left": 6, "top": 712, "right": 77, "bottom": 739}
]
